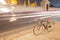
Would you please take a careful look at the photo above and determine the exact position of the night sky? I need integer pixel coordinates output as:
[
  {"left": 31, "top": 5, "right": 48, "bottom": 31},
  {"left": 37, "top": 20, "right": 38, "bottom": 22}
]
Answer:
[{"left": 49, "top": 0, "right": 60, "bottom": 6}]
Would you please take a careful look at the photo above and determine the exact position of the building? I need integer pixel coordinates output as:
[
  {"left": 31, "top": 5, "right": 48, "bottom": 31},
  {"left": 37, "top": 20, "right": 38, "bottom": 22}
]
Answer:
[
  {"left": 6, "top": 0, "right": 17, "bottom": 5},
  {"left": 6, "top": 0, "right": 60, "bottom": 7}
]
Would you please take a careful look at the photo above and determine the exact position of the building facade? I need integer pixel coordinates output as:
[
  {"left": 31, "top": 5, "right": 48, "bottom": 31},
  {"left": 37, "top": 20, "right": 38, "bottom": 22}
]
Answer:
[
  {"left": 6, "top": 0, "right": 60, "bottom": 7},
  {"left": 6, "top": 0, "right": 17, "bottom": 5}
]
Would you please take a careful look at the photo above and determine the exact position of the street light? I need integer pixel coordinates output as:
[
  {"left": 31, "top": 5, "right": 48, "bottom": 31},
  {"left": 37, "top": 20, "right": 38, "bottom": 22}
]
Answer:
[{"left": 0, "top": 0, "right": 7, "bottom": 4}]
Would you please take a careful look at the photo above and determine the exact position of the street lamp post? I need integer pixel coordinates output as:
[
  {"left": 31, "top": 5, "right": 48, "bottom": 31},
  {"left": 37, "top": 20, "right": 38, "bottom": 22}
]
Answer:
[
  {"left": 24, "top": 0, "right": 31, "bottom": 7},
  {"left": 35, "top": 0, "right": 37, "bottom": 7},
  {"left": 24, "top": 0, "right": 26, "bottom": 6},
  {"left": 28, "top": 0, "right": 30, "bottom": 6}
]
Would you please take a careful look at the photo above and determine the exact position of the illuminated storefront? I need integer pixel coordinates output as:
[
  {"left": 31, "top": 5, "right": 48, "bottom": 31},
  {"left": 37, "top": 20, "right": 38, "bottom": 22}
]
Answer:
[
  {"left": 17, "top": 0, "right": 42, "bottom": 6},
  {"left": 6, "top": 0, "right": 60, "bottom": 7},
  {"left": 6, "top": 0, "right": 17, "bottom": 5}
]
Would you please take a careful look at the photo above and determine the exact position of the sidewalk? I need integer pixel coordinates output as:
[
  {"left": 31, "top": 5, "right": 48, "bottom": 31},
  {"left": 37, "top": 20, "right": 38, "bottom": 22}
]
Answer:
[
  {"left": 12, "top": 5, "right": 60, "bottom": 12},
  {"left": 11, "top": 6, "right": 43, "bottom": 12},
  {"left": 0, "top": 21, "right": 60, "bottom": 40},
  {"left": 0, "top": 5, "right": 60, "bottom": 13},
  {"left": 10, "top": 21, "right": 60, "bottom": 40}
]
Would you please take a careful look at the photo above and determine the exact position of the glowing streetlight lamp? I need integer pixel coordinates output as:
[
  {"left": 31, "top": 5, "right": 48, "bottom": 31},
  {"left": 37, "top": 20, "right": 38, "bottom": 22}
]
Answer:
[{"left": 0, "top": 0, "right": 7, "bottom": 4}]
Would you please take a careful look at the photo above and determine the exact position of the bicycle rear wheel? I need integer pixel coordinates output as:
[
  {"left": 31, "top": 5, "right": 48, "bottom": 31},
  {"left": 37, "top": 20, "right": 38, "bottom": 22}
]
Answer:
[
  {"left": 45, "top": 21, "right": 54, "bottom": 31},
  {"left": 33, "top": 23, "right": 44, "bottom": 35}
]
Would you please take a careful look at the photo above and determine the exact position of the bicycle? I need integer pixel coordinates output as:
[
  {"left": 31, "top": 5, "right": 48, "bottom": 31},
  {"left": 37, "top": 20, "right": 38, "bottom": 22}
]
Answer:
[{"left": 33, "top": 18, "right": 55, "bottom": 35}]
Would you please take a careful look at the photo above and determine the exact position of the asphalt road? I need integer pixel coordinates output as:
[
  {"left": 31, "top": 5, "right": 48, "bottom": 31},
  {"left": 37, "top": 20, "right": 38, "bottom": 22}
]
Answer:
[{"left": 0, "top": 12, "right": 60, "bottom": 33}]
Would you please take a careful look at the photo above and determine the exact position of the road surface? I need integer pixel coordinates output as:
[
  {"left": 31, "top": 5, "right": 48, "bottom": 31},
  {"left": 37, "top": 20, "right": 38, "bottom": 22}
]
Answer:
[
  {"left": 0, "top": 12, "right": 60, "bottom": 33},
  {"left": 0, "top": 12, "right": 60, "bottom": 40},
  {"left": 0, "top": 20, "right": 60, "bottom": 40}
]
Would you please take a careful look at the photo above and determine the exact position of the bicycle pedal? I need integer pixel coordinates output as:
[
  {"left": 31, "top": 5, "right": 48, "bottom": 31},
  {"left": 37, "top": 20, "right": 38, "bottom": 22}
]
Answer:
[{"left": 48, "top": 26, "right": 52, "bottom": 28}]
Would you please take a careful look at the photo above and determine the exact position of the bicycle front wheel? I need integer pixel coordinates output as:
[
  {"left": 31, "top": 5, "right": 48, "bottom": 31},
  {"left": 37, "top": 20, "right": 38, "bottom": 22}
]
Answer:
[{"left": 33, "top": 23, "right": 44, "bottom": 35}]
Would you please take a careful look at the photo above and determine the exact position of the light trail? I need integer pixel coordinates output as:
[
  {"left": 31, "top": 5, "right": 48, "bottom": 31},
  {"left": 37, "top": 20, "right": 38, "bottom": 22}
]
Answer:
[{"left": 0, "top": 11, "right": 60, "bottom": 21}]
